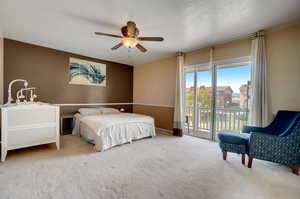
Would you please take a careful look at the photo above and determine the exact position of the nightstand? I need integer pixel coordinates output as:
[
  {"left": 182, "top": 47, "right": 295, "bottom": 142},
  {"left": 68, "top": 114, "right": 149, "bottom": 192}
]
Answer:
[{"left": 60, "top": 115, "right": 74, "bottom": 135}]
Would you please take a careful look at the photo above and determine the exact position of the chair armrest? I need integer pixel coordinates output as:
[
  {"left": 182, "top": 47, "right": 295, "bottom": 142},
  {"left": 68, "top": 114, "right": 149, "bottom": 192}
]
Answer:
[
  {"left": 249, "top": 127, "right": 300, "bottom": 165},
  {"left": 249, "top": 132, "right": 281, "bottom": 146},
  {"left": 242, "top": 126, "right": 267, "bottom": 134},
  {"left": 249, "top": 132, "right": 289, "bottom": 158}
]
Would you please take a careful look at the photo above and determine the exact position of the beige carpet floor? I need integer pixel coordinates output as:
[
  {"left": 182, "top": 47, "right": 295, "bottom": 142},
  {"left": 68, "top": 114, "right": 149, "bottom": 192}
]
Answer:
[{"left": 0, "top": 133, "right": 299, "bottom": 199}]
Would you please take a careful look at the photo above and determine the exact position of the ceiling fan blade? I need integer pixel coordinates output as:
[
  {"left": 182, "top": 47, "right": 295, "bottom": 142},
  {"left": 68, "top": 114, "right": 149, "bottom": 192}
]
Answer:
[
  {"left": 95, "top": 32, "right": 122, "bottom": 38},
  {"left": 136, "top": 43, "right": 147, "bottom": 53},
  {"left": 138, "top": 37, "right": 164, "bottom": 41},
  {"left": 111, "top": 43, "right": 123, "bottom": 50}
]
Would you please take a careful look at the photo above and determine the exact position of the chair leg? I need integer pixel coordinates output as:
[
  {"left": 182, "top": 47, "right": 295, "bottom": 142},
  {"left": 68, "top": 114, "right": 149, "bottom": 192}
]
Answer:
[
  {"left": 248, "top": 157, "right": 253, "bottom": 168},
  {"left": 222, "top": 151, "right": 227, "bottom": 160},
  {"left": 241, "top": 154, "right": 245, "bottom": 165},
  {"left": 290, "top": 166, "right": 299, "bottom": 175}
]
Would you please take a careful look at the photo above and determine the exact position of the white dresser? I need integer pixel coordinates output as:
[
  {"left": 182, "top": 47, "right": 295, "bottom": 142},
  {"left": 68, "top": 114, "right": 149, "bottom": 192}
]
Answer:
[{"left": 1, "top": 103, "right": 60, "bottom": 162}]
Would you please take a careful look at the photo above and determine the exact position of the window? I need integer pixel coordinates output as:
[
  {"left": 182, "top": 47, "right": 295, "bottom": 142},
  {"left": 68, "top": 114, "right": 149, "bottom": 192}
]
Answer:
[{"left": 183, "top": 57, "right": 251, "bottom": 140}]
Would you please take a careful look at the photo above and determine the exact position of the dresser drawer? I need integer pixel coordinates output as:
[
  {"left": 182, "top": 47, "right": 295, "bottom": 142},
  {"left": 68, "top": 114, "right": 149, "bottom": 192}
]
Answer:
[
  {"left": 7, "top": 108, "right": 56, "bottom": 126},
  {"left": 7, "top": 126, "right": 57, "bottom": 150}
]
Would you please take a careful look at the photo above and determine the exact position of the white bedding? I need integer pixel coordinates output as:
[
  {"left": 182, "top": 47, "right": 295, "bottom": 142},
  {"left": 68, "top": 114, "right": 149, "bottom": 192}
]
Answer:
[{"left": 72, "top": 113, "right": 155, "bottom": 151}]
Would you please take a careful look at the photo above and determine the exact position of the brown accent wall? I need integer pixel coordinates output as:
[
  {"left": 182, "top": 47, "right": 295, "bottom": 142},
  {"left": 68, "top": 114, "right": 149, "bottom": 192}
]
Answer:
[
  {"left": 133, "top": 104, "right": 174, "bottom": 130},
  {"left": 4, "top": 39, "right": 133, "bottom": 105}
]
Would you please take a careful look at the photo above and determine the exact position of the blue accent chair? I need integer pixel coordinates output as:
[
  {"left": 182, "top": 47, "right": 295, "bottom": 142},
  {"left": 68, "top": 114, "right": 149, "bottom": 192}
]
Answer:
[{"left": 243, "top": 110, "right": 300, "bottom": 175}]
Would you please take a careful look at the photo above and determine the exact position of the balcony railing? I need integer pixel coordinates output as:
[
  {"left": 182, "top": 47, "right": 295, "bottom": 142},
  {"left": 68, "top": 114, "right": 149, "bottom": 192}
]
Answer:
[{"left": 185, "top": 106, "right": 248, "bottom": 132}]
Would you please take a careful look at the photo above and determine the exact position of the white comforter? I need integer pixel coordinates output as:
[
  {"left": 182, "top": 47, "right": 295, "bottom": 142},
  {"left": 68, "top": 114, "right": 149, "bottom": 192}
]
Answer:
[{"left": 73, "top": 113, "right": 155, "bottom": 151}]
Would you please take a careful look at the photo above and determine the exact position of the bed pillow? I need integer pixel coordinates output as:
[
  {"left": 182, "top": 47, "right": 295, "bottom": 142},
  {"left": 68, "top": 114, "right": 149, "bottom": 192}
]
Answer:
[
  {"left": 78, "top": 108, "right": 101, "bottom": 116},
  {"left": 99, "top": 107, "right": 120, "bottom": 114}
]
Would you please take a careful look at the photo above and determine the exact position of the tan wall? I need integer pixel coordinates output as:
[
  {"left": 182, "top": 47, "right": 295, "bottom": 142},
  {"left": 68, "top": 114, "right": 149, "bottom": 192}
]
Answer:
[
  {"left": 0, "top": 37, "right": 3, "bottom": 105},
  {"left": 213, "top": 39, "right": 251, "bottom": 61},
  {"left": 266, "top": 24, "right": 300, "bottom": 112},
  {"left": 133, "top": 57, "right": 177, "bottom": 131},
  {"left": 4, "top": 39, "right": 133, "bottom": 105},
  {"left": 185, "top": 47, "right": 210, "bottom": 66},
  {"left": 133, "top": 38, "right": 251, "bottom": 110},
  {"left": 133, "top": 23, "right": 300, "bottom": 131},
  {"left": 134, "top": 57, "right": 176, "bottom": 106},
  {"left": 184, "top": 39, "right": 251, "bottom": 66}
]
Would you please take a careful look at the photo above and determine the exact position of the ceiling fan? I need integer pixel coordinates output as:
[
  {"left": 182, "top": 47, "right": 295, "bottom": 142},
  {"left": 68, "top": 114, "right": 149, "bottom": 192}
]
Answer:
[{"left": 95, "top": 21, "right": 164, "bottom": 53}]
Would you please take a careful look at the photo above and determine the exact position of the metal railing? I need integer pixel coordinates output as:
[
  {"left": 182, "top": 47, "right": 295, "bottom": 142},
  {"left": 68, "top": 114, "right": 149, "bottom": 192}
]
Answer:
[{"left": 185, "top": 106, "right": 248, "bottom": 132}]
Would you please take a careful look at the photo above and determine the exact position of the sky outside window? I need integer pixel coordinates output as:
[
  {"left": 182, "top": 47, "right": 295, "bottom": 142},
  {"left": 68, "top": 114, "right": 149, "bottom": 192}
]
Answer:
[{"left": 185, "top": 65, "right": 250, "bottom": 93}]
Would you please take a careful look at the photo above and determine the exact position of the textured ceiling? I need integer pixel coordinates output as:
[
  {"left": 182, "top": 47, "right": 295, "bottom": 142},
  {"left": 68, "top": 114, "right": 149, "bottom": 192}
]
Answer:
[{"left": 1, "top": 0, "right": 300, "bottom": 65}]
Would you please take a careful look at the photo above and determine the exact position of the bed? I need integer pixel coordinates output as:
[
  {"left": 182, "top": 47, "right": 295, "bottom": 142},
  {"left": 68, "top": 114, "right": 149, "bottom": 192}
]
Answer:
[{"left": 72, "top": 108, "right": 155, "bottom": 151}]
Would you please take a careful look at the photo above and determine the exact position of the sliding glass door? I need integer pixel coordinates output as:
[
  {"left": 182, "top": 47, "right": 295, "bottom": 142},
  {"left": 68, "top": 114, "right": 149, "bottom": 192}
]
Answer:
[
  {"left": 184, "top": 66, "right": 213, "bottom": 139},
  {"left": 183, "top": 58, "right": 251, "bottom": 140}
]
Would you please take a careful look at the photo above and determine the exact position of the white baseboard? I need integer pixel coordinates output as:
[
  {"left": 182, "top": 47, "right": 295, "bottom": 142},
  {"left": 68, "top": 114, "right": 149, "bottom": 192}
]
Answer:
[{"left": 155, "top": 127, "right": 173, "bottom": 135}]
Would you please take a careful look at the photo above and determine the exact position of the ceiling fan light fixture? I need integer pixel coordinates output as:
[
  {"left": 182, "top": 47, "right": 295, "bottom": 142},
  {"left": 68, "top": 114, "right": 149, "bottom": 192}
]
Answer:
[
  {"left": 122, "top": 37, "right": 138, "bottom": 48},
  {"left": 95, "top": 21, "right": 163, "bottom": 52}
]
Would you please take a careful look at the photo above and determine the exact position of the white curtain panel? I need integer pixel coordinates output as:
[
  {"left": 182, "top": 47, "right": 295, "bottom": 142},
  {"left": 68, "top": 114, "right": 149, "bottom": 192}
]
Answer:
[
  {"left": 248, "top": 31, "right": 271, "bottom": 127},
  {"left": 173, "top": 52, "right": 185, "bottom": 136}
]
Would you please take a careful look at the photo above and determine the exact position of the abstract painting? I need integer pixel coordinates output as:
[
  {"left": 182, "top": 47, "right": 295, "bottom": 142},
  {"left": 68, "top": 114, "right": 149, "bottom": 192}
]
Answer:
[{"left": 69, "top": 57, "right": 106, "bottom": 86}]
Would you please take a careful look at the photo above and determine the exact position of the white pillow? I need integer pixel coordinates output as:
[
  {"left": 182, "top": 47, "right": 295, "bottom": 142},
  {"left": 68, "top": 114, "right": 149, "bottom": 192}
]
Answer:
[
  {"left": 78, "top": 108, "right": 101, "bottom": 116},
  {"left": 99, "top": 107, "right": 120, "bottom": 114}
]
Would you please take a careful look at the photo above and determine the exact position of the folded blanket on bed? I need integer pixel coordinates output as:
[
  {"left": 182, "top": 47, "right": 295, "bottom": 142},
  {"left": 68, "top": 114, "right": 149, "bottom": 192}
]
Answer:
[
  {"left": 72, "top": 113, "right": 154, "bottom": 136},
  {"left": 72, "top": 113, "right": 155, "bottom": 152}
]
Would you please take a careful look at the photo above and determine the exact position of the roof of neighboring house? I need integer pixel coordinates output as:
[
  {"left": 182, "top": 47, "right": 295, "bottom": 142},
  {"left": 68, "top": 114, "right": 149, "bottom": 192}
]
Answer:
[{"left": 185, "top": 87, "right": 194, "bottom": 92}]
